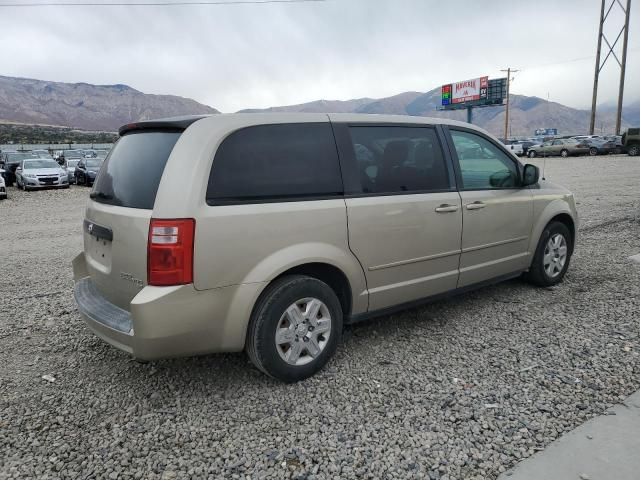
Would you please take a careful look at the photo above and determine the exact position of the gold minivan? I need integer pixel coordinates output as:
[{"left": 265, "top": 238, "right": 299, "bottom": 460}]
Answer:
[{"left": 73, "top": 114, "right": 577, "bottom": 382}]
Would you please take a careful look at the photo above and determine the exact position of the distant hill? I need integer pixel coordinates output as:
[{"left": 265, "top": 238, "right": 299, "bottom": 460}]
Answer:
[
  {"left": 241, "top": 88, "right": 636, "bottom": 137},
  {"left": 0, "top": 75, "right": 219, "bottom": 131},
  {"left": 1, "top": 74, "right": 636, "bottom": 136}
]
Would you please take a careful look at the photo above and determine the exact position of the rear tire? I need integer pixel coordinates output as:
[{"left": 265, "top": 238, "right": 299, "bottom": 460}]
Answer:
[
  {"left": 589, "top": 147, "right": 598, "bottom": 156},
  {"left": 560, "top": 149, "right": 569, "bottom": 158},
  {"left": 528, "top": 150, "right": 537, "bottom": 158},
  {"left": 628, "top": 145, "right": 639, "bottom": 157},
  {"left": 246, "top": 275, "right": 342, "bottom": 383},
  {"left": 524, "top": 221, "right": 573, "bottom": 287}
]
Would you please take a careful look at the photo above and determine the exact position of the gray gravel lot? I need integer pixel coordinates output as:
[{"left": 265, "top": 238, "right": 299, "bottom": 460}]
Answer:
[{"left": 1, "top": 155, "right": 639, "bottom": 480}]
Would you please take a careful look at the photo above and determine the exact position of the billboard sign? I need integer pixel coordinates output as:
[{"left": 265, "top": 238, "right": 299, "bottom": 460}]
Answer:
[
  {"left": 534, "top": 128, "right": 558, "bottom": 136},
  {"left": 442, "top": 76, "right": 489, "bottom": 106}
]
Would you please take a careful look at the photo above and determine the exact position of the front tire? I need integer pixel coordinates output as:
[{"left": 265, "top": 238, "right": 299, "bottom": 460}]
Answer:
[
  {"left": 246, "top": 275, "right": 342, "bottom": 382},
  {"left": 528, "top": 150, "right": 537, "bottom": 158},
  {"left": 525, "top": 221, "right": 573, "bottom": 287},
  {"left": 628, "top": 145, "right": 639, "bottom": 156},
  {"left": 560, "top": 149, "right": 569, "bottom": 158}
]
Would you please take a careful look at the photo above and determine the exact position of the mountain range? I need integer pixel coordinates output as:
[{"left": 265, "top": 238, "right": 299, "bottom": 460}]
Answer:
[
  {"left": 0, "top": 76, "right": 218, "bottom": 131},
  {"left": 0, "top": 75, "right": 638, "bottom": 136}
]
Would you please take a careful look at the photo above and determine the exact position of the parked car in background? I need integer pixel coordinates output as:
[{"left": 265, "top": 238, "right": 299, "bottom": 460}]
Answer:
[
  {"left": 0, "top": 169, "right": 7, "bottom": 200},
  {"left": 59, "top": 150, "right": 85, "bottom": 163},
  {"left": 500, "top": 140, "right": 524, "bottom": 156},
  {"left": 622, "top": 128, "right": 639, "bottom": 156},
  {"left": 527, "top": 139, "right": 589, "bottom": 158},
  {"left": 0, "top": 152, "right": 37, "bottom": 186},
  {"left": 72, "top": 114, "right": 577, "bottom": 382},
  {"left": 602, "top": 135, "right": 624, "bottom": 154},
  {"left": 512, "top": 140, "right": 538, "bottom": 156},
  {"left": 581, "top": 138, "right": 621, "bottom": 155},
  {"left": 15, "top": 158, "right": 69, "bottom": 190},
  {"left": 62, "top": 158, "right": 81, "bottom": 184},
  {"left": 31, "top": 149, "right": 53, "bottom": 159},
  {"left": 74, "top": 158, "right": 103, "bottom": 186},
  {"left": 572, "top": 135, "right": 603, "bottom": 142}
]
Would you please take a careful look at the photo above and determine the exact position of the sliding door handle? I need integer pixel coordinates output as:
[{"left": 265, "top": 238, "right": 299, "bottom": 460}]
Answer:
[
  {"left": 435, "top": 204, "right": 459, "bottom": 213},
  {"left": 466, "top": 201, "right": 486, "bottom": 210}
]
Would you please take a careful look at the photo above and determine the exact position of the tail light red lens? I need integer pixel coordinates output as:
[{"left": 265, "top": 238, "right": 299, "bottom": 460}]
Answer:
[{"left": 148, "top": 218, "right": 195, "bottom": 286}]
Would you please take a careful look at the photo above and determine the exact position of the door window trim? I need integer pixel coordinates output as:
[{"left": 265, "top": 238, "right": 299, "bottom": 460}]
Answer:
[
  {"left": 332, "top": 122, "right": 459, "bottom": 198},
  {"left": 442, "top": 125, "right": 524, "bottom": 192}
]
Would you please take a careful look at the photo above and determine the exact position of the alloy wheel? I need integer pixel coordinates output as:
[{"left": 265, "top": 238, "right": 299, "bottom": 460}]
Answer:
[
  {"left": 543, "top": 233, "right": 568, "bottom": 278},
  {"left": 275, "top": 297, "right": 332, "bottom": 366}
]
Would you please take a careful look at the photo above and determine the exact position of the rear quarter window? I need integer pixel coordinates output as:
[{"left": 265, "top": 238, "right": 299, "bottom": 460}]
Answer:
[
  {"left": 206, "top": 123, "right": 343, "bottom": 204},
  {"left": 92, "top": 131, "right": 181, "bottom": 209}
]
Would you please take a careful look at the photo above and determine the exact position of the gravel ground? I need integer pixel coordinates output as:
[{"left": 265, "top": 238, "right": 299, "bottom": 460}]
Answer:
[{"left": 1, "top": 155, "right": 639, "bottom": 480}]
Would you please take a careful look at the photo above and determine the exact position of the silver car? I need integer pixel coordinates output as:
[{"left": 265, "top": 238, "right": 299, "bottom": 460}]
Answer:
[
  {"left": 15, "top": 158, "right": 69, "bottom": 190},
  {"left": 62, "top": 158, "right": 81, "bottom": 184}
]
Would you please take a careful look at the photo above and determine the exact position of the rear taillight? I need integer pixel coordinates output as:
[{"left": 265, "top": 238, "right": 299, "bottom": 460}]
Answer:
[{"left": 148, "top": 218, "right": 195, "bottom": 286}]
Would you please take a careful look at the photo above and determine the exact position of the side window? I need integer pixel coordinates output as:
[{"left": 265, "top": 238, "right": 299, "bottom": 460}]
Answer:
[
  {"left": 207, "top": 123, "right": 343, "bottom": 203},
  {"left": 450, "top": 130, "right": 519, "bottom": 190},
  {"left": 552, "top": 140, "right": 562, "bottom": 146},
  {"left": 347, "top": 126, "right": 450, "bottom": 194}
]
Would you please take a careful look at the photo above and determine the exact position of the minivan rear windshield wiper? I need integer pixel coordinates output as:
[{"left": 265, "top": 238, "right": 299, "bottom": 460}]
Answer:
[{"left": 90, "top": 192, "right": 113, "bottom": 201}]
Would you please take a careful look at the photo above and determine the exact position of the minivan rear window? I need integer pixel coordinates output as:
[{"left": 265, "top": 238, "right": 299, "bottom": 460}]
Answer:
[
  {"left": 206, "top": 123, "right": 343, "bottom": 204},
  {"left": 91, "top": 131, "right": 181, "bottom": 209}
]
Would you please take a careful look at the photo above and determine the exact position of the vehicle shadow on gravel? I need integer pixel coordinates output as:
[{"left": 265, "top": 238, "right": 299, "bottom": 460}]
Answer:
[{"left": 80, "top": 277, "right": 532, "bottom": 391}]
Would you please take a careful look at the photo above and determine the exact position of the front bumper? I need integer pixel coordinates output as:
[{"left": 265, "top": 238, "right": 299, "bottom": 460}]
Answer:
[
  {"left": 72, "top": 253, "right": 265, "bottom": 360},
  {"left": 23, "top": 176, "right": 68, "bottom": 188}
]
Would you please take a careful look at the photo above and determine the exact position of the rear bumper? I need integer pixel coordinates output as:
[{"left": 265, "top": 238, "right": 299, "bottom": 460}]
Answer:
[{"left": 72, "top": 253, "right": 265, "bottom": 360}]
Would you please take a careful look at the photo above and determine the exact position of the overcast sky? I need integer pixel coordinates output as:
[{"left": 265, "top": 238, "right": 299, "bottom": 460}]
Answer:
[{"left": 1, "top": 0, "right": 638, "bottom": 112}]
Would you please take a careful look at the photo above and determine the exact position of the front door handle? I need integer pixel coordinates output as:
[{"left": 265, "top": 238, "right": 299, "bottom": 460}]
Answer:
[
  {"left": 466, "top": 201, "right": 486, "bottom": 210},
  {"left": 435, "top": 204, "right": 459, "bottom": 213}
]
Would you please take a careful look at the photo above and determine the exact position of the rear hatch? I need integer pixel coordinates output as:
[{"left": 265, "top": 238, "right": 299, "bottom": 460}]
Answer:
[{"left": 83, "top": 124, "right": 188, "bottom": 310}]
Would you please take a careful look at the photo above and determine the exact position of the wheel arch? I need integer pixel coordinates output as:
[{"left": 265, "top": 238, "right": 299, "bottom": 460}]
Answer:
[
  {"left": 528, "top": 199, "right": 577, "bottom": 257},
  {"left": 271, "top": 263, "right": 353, "bottom": 316},
  {"left": 239, "top": 243, "right": 369, "bottom": 317}
]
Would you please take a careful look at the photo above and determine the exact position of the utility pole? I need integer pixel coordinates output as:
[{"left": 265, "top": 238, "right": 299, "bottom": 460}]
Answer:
[
  {"left": 590, "top": 0, "right": 605, "bottom": 134},
  {"left": 501, "top": 68, "right": 519, "bottom": 141},
  {"left": 589, "top": 0, "right": 632, "bottom": 135},
  {"left": 616, "top": 0, "right": 631, "bottom": 135}
]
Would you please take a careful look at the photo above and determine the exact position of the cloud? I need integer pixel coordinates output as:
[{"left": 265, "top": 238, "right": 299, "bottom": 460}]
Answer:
[{"left": 1, "top": 0, "right": 638, "bottom": 111}]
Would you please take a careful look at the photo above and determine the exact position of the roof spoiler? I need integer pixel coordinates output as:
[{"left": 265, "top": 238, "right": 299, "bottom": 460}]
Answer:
[{"left": 118, "top": 115, "right": 211, "bottom": 136}]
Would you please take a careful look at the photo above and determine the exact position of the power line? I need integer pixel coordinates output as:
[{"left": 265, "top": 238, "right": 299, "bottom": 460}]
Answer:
[{"left": 0, "top": 0, "right": 324, "bottom": 6}]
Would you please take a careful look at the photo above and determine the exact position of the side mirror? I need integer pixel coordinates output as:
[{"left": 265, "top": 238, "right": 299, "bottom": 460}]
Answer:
[
  {"left": 16, "top": 167, "right": 22, "bottom": 172},
  {"left": 522, "top": 164, "right": 540, "bottom": 187}
]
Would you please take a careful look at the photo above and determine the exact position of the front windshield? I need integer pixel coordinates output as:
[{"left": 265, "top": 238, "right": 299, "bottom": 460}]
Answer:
[
  {"left": 24, "top": 159, "right": 60, "bottom": 169},
  {"left": 67, "top": 159, "right": 80, "bottom": 168},
  {"left": 65, "top": 151, "right": 83, "bottom": 158},
  {"left": 86, "top": 159, "right": 103, "bottom": 168}
]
